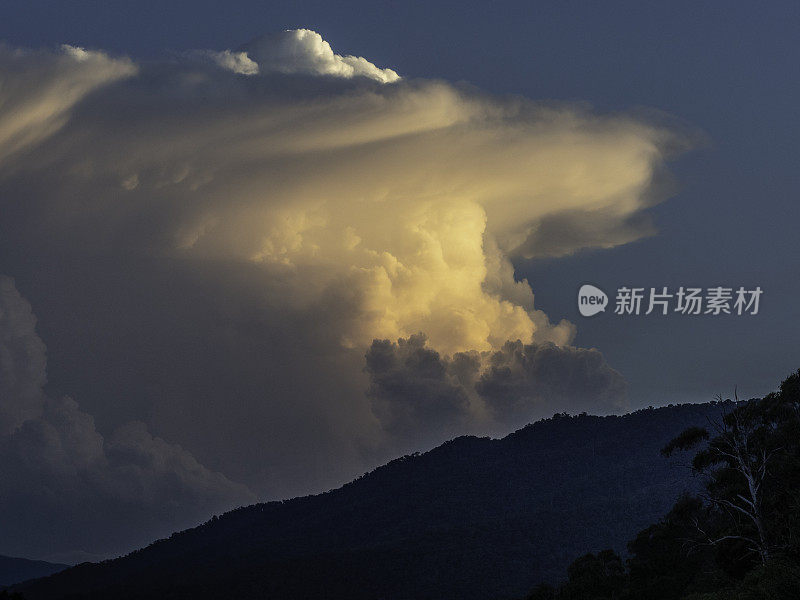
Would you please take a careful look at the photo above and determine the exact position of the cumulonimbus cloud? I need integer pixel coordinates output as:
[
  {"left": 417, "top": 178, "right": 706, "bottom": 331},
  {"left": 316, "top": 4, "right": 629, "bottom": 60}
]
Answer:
[
  {"left": 189, "top": 29, "right": 400, "bottom": 81},
  {"left": 0, "top": 30, "right": 689, "bottom": 556},
  {"left": 0, "top": 32, "right": 685, "bottom": 355}
]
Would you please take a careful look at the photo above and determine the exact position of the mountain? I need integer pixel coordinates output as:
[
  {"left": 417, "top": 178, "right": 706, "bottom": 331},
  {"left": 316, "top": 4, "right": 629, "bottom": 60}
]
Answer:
[
  {"left": 0, "top": 556, "right": 67, "bottom": 588},
  {"left": 16, "top": 402, "right": 729, "bottom": 600}
]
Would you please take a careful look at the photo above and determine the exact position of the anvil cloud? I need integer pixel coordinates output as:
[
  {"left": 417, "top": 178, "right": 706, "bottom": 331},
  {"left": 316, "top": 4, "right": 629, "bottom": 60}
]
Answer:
[{"left": 0, "top": 30, "right": 687, "bottom": 559}]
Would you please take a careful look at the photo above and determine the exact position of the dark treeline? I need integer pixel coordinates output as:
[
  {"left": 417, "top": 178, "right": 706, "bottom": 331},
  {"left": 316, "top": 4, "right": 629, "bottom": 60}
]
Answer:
[{"left": 524, "top": 369, "right": 800, "bottom": 600}]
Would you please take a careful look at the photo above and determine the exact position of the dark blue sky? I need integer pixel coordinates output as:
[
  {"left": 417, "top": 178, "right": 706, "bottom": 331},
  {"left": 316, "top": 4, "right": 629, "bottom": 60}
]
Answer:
[{"left": 2, "top": 0, "right": 798, "bottom": 406}]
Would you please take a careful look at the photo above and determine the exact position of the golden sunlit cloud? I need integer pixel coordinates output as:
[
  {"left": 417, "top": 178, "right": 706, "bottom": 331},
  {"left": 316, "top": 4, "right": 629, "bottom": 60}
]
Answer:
[
  {"left": 0, "top": 34, "right": 683, "bottom": 358},
  {"left": 0, "top": 31, "right": 690, "bottom": 520}
]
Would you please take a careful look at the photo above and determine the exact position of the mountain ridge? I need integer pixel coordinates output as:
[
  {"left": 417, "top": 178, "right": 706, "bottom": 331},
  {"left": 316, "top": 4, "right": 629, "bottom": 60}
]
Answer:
[
  {"left": 0, "top": 555, "right": 68, "bottom": 588},
  {"left": 17, "top": 401, "right": 730, "bottom": 600}
]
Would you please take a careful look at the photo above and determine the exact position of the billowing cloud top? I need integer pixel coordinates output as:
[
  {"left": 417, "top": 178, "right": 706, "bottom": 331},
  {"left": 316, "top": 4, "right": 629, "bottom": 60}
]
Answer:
[
  {"left": 0, "top": 30, "right": 689, "bottom": 558},
  {"left": 243, "top": 29, "right": 400, "bottom": 82},
  {"left": 197, "top": 29, "right": 400, "bottom": 82}
]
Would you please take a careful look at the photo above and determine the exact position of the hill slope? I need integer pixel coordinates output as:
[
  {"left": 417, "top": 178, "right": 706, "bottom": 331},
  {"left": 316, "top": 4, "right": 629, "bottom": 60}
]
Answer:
[
  {"left": 0, "top": 556, "right": 67, "bottom": 588},
  {"left": 17, "top": 402, "right": 728, "bottom": 600}
]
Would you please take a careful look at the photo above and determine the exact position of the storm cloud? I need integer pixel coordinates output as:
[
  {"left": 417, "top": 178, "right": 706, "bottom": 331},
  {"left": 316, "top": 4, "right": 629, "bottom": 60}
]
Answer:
[
  {"left": 0, "top": 277, "right": 254, "bottom": 562},
  {"left": 366, "top": 334, "right": 628, "bottom": 452},
  {"left": 0, "top": 29, "right": 687, "bottom": 558}
]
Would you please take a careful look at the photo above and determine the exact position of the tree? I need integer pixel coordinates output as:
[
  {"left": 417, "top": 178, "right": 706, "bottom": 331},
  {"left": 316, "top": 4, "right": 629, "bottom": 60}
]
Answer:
[
  {"left": 522, "top": 369, "right": 800, "bottom": 600},
  {"left": 662, "top": 389, "right": 789, "bottom": 565}
]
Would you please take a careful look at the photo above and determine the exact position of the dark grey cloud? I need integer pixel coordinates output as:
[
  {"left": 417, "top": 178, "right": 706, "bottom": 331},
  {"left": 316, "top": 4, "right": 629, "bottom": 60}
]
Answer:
[
  {"left": 0, "top": 276, "right": 254, "bottom": 562},
  {"left": 476, "top": 340, "right": 629, "bottom": 422},
  {"left": 0, "top": 276, "right": 47, "bottom": 435},
  {"left": 365, "top": 334, "right": 472, "bottom": 445},
  {"left": 366, "top": 334, "right": 628, "bottom": 452}
]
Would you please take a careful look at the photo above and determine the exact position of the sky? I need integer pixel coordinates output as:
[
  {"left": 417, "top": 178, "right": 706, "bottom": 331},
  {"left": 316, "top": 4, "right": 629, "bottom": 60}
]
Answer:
[{"left": 0, "top": 0, "right": 798, "bottom": 563}]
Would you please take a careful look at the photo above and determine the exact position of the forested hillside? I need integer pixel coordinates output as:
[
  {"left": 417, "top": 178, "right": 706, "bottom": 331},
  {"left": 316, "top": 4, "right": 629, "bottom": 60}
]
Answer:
[{"left": 16, "top": 401, "right": 721, "bottom": 599}]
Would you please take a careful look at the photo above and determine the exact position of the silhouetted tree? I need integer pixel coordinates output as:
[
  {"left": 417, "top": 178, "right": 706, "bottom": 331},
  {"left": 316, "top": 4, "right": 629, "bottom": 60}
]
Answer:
[
  {"left": 662, "top": 376, "right": 800, "bottom": 567},
  {"left": 522, "top": 368, "right": 800, "bottom": 600}
]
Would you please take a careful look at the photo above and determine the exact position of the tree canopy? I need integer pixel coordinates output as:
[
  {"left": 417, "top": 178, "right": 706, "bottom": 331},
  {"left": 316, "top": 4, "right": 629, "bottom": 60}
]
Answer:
[{"left": 526, "top": 368, "right": 800, "bottom": 600}]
